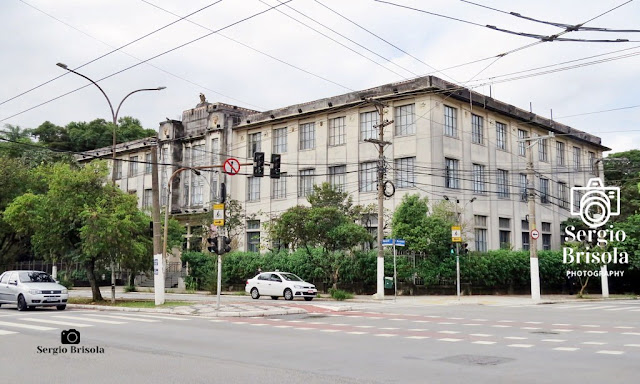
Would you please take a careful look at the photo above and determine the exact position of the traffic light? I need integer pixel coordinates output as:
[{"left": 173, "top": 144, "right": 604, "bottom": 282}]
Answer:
[
  {"left": 450, "top": 243, "right": 455, "bottom": 255},
  {"left": 270, "top": 153, "right": 281, "bottom": 179},
  {"left": 207, "top": 236, "right": 219, "bottom": 254},
  {"left": 222, "top": 236, "right": 232, "bottom": 253},
  {"left": 253, "top": 152, "right": 264, "bottom": 177},
  {"left": 462, "top": 243, "right": 469, "bottom": 254}
]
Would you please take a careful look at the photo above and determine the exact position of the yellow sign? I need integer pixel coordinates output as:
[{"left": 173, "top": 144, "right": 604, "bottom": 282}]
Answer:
[
  {"left": 213, "top": 204, "right": 225, "bottom": 227},
  {"left": 213, "top": 204, "right": 225, "bottom": 210},
  {"left": 213, "top": 219, "right": 225, "bottom": 226},
  {"left": 451, "top": 226, "right": 462, "bottom": 243}
]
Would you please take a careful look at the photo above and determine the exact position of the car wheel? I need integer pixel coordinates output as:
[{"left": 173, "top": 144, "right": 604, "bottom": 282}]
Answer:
[
  {"left": 56, "top": 305, "right": 66, "bottom": 311},
  {"left": 17, "top": 295, "right": 28, "bottom": 311},
  {"left": 284, "top": 288, "right": 293, "bottom": 301},
  {"left": 304, "top": 297, "right": 313, "bottom": 301},
  {"left": 270, "top": 296, "right": 279, "bottom": 300},
  {"left": 251, "top": 288, "right": 260, "bottom": 299}
]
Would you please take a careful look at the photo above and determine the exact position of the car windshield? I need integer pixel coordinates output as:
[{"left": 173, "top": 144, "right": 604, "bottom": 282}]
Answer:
[
  {"left": 280, "top": 273, "right": 303, "bottom": 282},
  {"left": 19, "top": 272, "right": 55, "bottom": 283}
]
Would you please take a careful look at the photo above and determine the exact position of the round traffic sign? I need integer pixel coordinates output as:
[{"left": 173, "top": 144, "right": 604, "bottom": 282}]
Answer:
[
  {"left": 531, "top": 229, "right": 540, "bottom": 240},
  {"left": 223, "top": 158, "right": 241, "bottom": 175}
]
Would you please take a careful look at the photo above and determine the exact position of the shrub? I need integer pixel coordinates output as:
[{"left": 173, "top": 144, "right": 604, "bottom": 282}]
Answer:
[
  {"left": 124, "top": 285, "right": 137, "bottom": 293},
  {"left": 329, "top": 288, "right": 353, "bottom": 301}
]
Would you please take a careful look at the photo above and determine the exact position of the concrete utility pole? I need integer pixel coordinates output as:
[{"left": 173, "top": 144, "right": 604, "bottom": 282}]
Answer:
[
  {"left": 520, "top": 133, "right": 555, "bottom": 301},
  {"left": 56, "top": 62, "right": 164, "bottom": 303},
  {"left": 150, "top": 146, "right": 163, "bottom": 304},
  {"left": 365, "top": 99, "right": 393, "bottom": 300}
]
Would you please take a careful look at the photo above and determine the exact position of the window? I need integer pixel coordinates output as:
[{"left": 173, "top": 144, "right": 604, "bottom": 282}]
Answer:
[
  {"left": 474, "top": 215, "right": 488, "bottom": 252},
  {"left": 192, "top": 144, "right": 205, "bottom": 166},
  {"left": 143, "top": 188, "right": 152, "bottom": 209},
  {"left": 573, "top": 186, "right": 583, "bottom": 212},
  {"left": 556, "top": 142, "right": 565, "bottom": 166},
  {"left": 473, "top": 164, "right": 486, "bottom": 194},
  {"left": 558, "top": 182, "right": 568, "bottom": 209},
  {"left": 248, "top": 132, "right": 262, "bottom": 158},
  {"left": 191, "top": 178, "right": 203, "bottom": 205},
  {"left": 359, "top": 162, "right": 377, "bottom": 192},
  {"left": 444, "top": 105, "right": 457, "bottom": 137},
  {"left": 247, "top": 220, "right": 260, "bottom": 253},
  {"left": 497, "top": 169, "right": 509, "bottom": 198},
  {"left": 518, "top": 129, "right": 527, "bottom": 157},
  {"left": 445, "top": 158, "right": 460, "bottom": 189},
  {"left": 329, "top": 117, "right": 345, "bottom": 146},
  {"left": 299, "top": 169, "right": 315, "bottom": 197},
  {"left": 329, "top": 166, "right": 346, "bottom": 192},
  {"left": 114, "top": 159, "right": 122, "bottom": 179},
  {"left": 394, "top": 157, "right": 415, "bottom": 188},
  {"left": 522, "top": 232, "right": 530, "bottom": 251},
  {"left": 361, "top": 214, "right": 378, "bottom": 250},
  {"left": 145, "top": 153, "right": 152, "bottom": 174},
  {"left": 299, "top": 122, "right": 315, "bottom": 150},
  {"left": 248, "top": 176, "right": 260, "bottom": 201},
  {"left": 471, "top": 114, "right": 484, "bottom": 144},
  {"left": 499, "top": 217, "right": 511, "bottom": 249},
  {"left": 273, "top": 128, "right": 287, "bottom": 153},
  {"left": 395, "top": 104, "right": 415, "bottom": 136},
  {"left": 519, "top": 173, "right": 528, "bottom": 202},
  {"left": 496, "top": 122, "right": 507, "bottom": 150},
  {"left": 360, "top": 111, "right": 378, "bottom": 141},
  {"left": 589, "top": 151, "right": 596, "bottom": 174},
  {"left": 272, "top": 172, "right": 287, "bottom": 199},
  {"left": 540, "top": 178, "right": 550, "bottom": 204},
  {"left": 129, "top": 156, "right": 138, "bottom": 177},
  {"left": 542, "top": 222, "right": 551, "bottom": 250},
  {"left": 539, "top": 137, "right": 549, "bottom": 162},
  {"left": 211, "top": 138, "right": 219, "bottom": 165},
  {"left": 573, "top": 147, "right": 581, "bottom": 171},
  {"left": 183, "top": 180, "right": 189, "bottom": 206}
]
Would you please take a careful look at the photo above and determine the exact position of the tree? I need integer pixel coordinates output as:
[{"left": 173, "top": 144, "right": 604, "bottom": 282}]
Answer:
[
  {"left": 604, "top": 150, "right": 640, "bottom": 222},
  {"left": 0, "top": 124, "right": 33, "bottom": 158},
  {"left": 391, "top": 194, "right": 454, "bottom": 258}
]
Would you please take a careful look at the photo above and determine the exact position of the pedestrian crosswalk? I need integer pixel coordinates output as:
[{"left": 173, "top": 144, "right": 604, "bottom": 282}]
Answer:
[
  {"left": 503, "top": 301, "right": 640, "bottom": 313},
  {"left": 0, "top": 311, "right": 192, "bottom": 338}
]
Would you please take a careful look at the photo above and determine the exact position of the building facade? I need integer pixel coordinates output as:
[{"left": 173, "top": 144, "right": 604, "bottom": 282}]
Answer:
[{"left": 79, "top": 76, "right": 609, "bottom": 254}]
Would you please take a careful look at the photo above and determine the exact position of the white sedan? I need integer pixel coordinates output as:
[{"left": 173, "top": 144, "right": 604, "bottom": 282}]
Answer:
[{"left": 245, "top": 272, "right": 317, "bottom": 301}]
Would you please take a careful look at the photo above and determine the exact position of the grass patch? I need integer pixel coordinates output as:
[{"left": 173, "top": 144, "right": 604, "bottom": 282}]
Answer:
[
  {"left": 577, "top": 293, "right": 638, "bottom": 300},
  {"left": 328, "top": 288, "right": 354, "bottom": 301},
  {"left": 68, "top": 297, "right": 193, "bottom": 307},
  {"left": 233, "top": 291, "right": 246, "bottom": 296}
]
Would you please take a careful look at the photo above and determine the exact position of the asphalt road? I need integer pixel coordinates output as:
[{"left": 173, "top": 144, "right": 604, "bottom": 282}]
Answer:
[{"left": 1, "top": 300, "right": 639, "bottom": 383}]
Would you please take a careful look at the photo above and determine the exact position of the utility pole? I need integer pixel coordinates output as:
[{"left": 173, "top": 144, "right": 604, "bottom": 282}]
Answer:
[
  {"left": 150, "top": 145, "right": 163, "bottom": 304},
  {"left": 365, "top": 99, "right": 393, "bottom": 300}
]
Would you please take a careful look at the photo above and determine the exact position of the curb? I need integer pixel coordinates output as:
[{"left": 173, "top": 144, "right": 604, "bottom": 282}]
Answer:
[{"left": 67, "top": 304, "right": 308, "bottom": 317}]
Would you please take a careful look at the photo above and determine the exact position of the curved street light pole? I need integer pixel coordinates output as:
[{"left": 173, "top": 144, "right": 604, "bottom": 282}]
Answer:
[{"left": 56, "top": 63, "right": 165, "bottom": 303}]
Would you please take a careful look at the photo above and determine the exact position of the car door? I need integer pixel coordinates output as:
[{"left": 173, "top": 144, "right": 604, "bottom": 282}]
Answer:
[
  {"left": 6, "top": 272, "right": 19, "bottom": 303},
  {"left": 0, "top": 272, "right": 8, "bottom": 302},
  {"left": 254, "top": 273, "right": 271, "bottom": 295},
  {"left": 269, "top": 273, "right": 284, "bottom": 297}
]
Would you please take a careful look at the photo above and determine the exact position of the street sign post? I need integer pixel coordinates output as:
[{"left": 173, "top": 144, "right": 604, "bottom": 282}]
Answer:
[
  {"left": 382, "top": 239, "right": 405, "bottom": 301},
  {"left": 213, "top": 203, "right": 225, "bottom": 226},
  {"left": 451, "top": 226, "right": 462, "bottom": 299},
  {"left": 451, "top": 226, "right": 462, "bottom": 243}
]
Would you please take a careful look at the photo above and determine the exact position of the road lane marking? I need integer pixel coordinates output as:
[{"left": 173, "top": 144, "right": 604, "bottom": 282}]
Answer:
[
  {"left": 624, "top": 344, "right": 640, "bottom": 347},
  {"left": 125, "top": 314, "right": 190, "bottom": 321},
  {"left": 267, "top": 319, "right": 282, "bottom": 321},
  {"left": 542, "top": 339, "right": 566, "bottom": 343},
  {"left": 0, "top": 330, "right": 18, "bottom": 335},
  {"left": 508, "top": 344, "right": 533, "bottom": 348},
  {"left": 380, "top": 327, "right": 399, "bottom": 330},
  {"left": 0, "top": 321, "right": 56, "bottom": 331},
  {"left": 294, "top": 327, "right": 313, "bottom": 331},
  {"left": 53, "top": 316, "right": 125, "bottom": 324},
  {"left": 472, "top": 319, "right": 488, "bottom": 321},
  {"left": 209, "top": 320, "right": 225, "bottom": 323},
  {"left": 438, "top": 338, "right": 462, "bottom": 342},
  {"left": 462, "top": 323, "right": 481, "bottom": 326},
  {"left": 250, "top": 324, "right": 267, "bottom": 326},
  {"left": 471, "top": 334, "right": 492, "bottom": 337},
  {"left": 308, "top": 322, "right": 324, "bottom": 325},
  {"left": 85, "top": 314, "right": 158, "bottom": 322},
  {"left": 552, "top": 323, "right": 570, "bottom": 326},
  {"left": 473, "top": 341, "right": 496, "bottom": 345},
  {"left": 492, "top": 325, "right": 511, "bottom": 328},
  {"left": 577, "top": 306, "right": 615, "bottom": 311},
  {"left": 614, "top": 326, "right": 634, "bottom": 329},
  {"left": 597, "top": 350, "right": 624, "bottom": 355},
  {"left": 505, "top": 337, "right": 528, "bottom": 340},
  {"left": 389, "top": 318, "right": 406, "bottom": 321},
  {"left": 525, "top": 321, "right": 543, "bottom": 324},
  {"left": 23, "top": 318, "right": 93, "bottom": 328},
  {"left": 498, "top": 320, "right": 514, "bottom": 323},
  {"left": 288, "top": 320, "right": 303, "bottom": 323},
  {"left": 522, "top": 327, "right": 541, "bottom": 330},
  {"left": 604, "top": 307, "right": 638, "bottom": 311},
  {"left": 438, "top": 331, "right": 460, "bottom": 334},
  {"left": 355, "top": 325, "right": 374, "bottom": 328},
  {"left": 346, "top": 331, "right": 367, "bottom": 335},
  {"left": 320, "top": 329, "right": 340, "bottom": 333},
  {"left": 412, "top": 320, "right": 429, "bottom": 323},
  {"left": 551, "top": 329, "right": 573, "bottom": 333},
  {"left": 582, "top": 342, "right": 607, "bottom": 345},
  {"left": 273, "top": 325, "right": 292, "bottom": 328},
  {"left": 581, "top": 325, "right": 600, "bottom": 328},
  {"left": 438, "top": 322, "right": 454, "bottom": 325},
  {"left": 622, "top": 332, "right": 640, "bottom": 336},
  {"left": 447, "top": 317, "right": 463, "bottom": 320},
  {"left": 553, "top": 347, "right": 579, "bottom": 351},
  {"left": 409, "top": 328, "right": 429, "bottom": 331},
  {"left": 330, "top": 323, "right": 348, "bottom": 326},
  {"left": 374, "top": 334, "right": 397, "bottom": 337},
  {"left": 406, "top": 336, "right": 429, "bottom": 339}
]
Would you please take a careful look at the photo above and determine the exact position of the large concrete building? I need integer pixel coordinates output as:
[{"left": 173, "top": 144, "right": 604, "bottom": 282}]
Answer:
[{"left": 78, "top": 76, "right": 609, "bottom": 254}]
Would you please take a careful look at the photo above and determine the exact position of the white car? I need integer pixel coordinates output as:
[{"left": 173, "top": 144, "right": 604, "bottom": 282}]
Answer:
[
  {"left": 0, "top": 270, "right": 69, "bottom": 311},
  {"left": 245, "top": 272, "right": 317, "bottom": 301}
]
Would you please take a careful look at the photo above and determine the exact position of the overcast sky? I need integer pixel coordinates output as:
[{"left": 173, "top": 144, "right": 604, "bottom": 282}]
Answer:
[{"left": 1, "top": 0, "right": 638, "bottom": 154}]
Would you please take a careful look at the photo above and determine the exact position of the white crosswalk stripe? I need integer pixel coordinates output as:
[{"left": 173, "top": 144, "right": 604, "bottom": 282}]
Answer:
[
  {"left": 124, "top": 314, "right": 190, "bottom": 321},
  {"left": 53, "top": 316, "right": 125, "bottom": 324},
  {"left": 0, "top": 330, "right": 18, "bottom": 336},
  {"left": 0, "top": 320, "right": 57, "bottom": 331},
  {"left": 84, "top": 314, "right": 159, "bottom": 322},
  {"left": 23, "top": 318, "right": 93, "bottom": 328}
]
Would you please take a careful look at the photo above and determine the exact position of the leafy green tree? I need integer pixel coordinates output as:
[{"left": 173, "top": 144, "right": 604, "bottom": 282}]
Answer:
[
  {"left": 391, "top": 194, "right": 453, "bottom": 258},
  {"left": 604, "top": 150, "right": 640, "bottom": 221}
]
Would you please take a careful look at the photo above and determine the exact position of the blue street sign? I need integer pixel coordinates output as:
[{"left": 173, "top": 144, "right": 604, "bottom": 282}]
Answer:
[
  {"left": 382, "top": 239, "right": 406, "bottom": 246},
  {"left": 395, "top": 239, "right": 406, "bottom": 247},
  {"left": 382, "top": 239, "right": 394, "bottom": 246}
]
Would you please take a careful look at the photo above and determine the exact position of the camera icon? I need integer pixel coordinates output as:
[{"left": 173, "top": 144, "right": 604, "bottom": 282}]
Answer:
[
  {"left": 570, "top": 178, "right": 620, "bottom": 229},
  {"left": 61, "top": 329, "right": 80, "bottom": 345}
]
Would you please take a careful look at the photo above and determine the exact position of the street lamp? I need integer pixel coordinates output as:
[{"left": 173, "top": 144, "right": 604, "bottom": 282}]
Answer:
[{"left": 56, "top": 62, "right": 165, "bottom": 303}]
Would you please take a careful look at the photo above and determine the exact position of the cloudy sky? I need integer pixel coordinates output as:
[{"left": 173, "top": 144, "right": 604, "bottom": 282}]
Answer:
[{"left": 1, "top": 0, "right": 638, "bottom": 154}]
